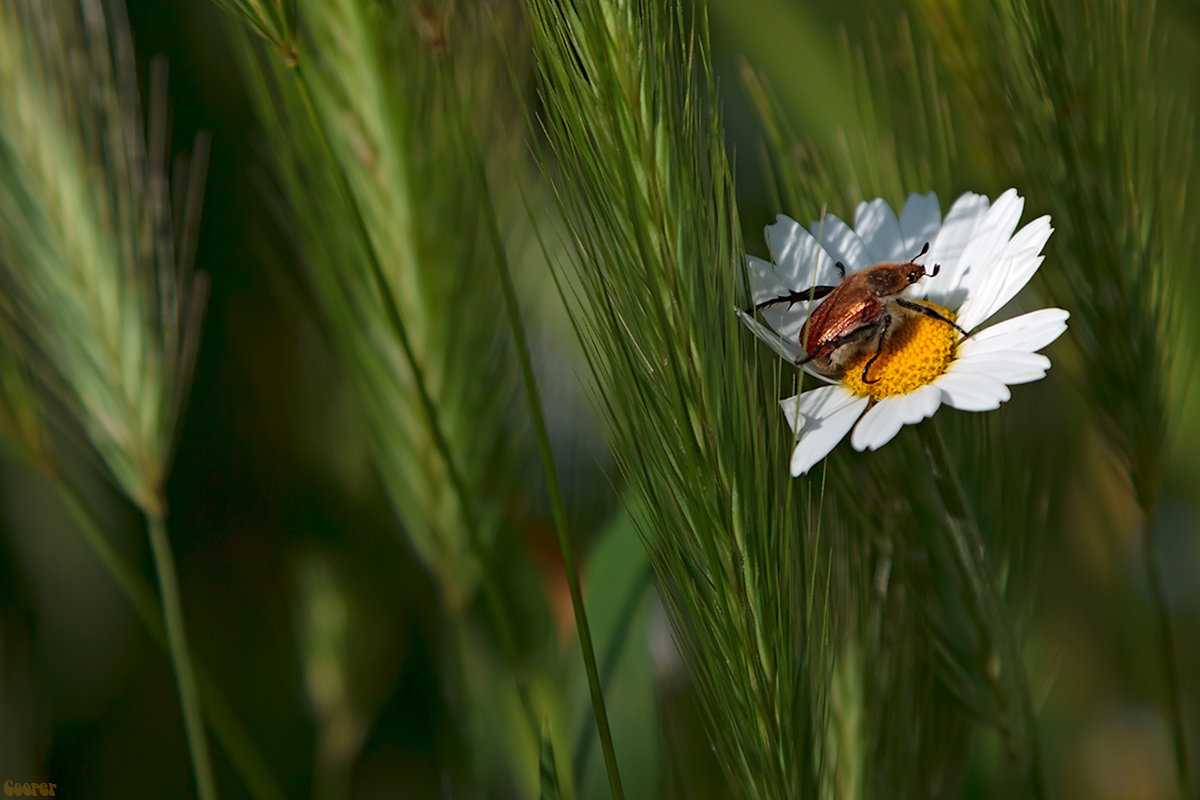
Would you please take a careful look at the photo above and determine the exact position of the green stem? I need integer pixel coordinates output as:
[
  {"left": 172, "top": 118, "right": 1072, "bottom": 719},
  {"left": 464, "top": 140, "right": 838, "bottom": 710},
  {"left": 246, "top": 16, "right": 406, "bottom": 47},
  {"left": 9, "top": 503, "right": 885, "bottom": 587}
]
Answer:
[
  {"left": 1139, "top": 510, "right": 1191, "bottom": 797},
  {"left": 145, "top": 504, "right": 218, "bottom": 800},
  {"left": 470, "top": 153, "right": 625, "bottom": 798},
  {"left": 51, "top": 477, "right": 285, "bottom": 800},
  {"left": 920, "top": 422, "right": 1047, "bottom": 799}
]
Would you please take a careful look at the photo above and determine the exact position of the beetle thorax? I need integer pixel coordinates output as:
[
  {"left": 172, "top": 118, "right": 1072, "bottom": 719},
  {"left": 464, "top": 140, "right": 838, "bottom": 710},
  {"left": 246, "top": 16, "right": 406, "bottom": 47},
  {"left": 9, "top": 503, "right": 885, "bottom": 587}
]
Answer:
[{"left": 865, "top": 262, "right": 923, "bottom": 297}]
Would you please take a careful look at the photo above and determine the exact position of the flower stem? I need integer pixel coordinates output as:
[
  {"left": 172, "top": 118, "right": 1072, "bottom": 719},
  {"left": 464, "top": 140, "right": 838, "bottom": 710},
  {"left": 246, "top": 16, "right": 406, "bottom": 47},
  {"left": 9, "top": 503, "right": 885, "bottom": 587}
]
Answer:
[
  {"left": 920, "top": 422, "right": 1047, "bottom": 798},
  {"left": 145, "top": 504, "right": 218, "bottom": 800},
  {"left": 1139, "top": 509, "right": 1191, "bottom": 796},
  {"left": 51, "top": 475, "right": 285, "bottom": 800}
]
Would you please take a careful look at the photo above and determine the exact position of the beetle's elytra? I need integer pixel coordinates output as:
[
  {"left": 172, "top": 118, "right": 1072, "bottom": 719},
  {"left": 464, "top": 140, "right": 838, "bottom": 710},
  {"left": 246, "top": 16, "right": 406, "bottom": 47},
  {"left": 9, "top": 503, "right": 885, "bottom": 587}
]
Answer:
[{"left": 752, "top": 243, "right": 967, "bottom": 384}]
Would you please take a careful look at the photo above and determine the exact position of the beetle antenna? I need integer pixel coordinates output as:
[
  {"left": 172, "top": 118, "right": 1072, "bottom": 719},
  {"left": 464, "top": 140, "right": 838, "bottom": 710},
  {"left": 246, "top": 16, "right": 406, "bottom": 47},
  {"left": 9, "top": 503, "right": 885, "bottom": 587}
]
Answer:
[
  {"left": 910, "top": 242, "right": 930, "bottom": 263},
  {"left": 834, "top": 260, "right": 846, "bottom": 278},
  {"left": 928, "top": 262, "right": 940, "bottom": 277}
]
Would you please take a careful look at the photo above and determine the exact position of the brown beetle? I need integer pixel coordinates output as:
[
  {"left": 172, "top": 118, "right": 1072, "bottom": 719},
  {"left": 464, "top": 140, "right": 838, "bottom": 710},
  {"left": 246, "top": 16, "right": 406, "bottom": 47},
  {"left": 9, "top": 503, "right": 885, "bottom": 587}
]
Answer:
[{"left": 752, "top": 242, "right": 966, "bottom": 383}]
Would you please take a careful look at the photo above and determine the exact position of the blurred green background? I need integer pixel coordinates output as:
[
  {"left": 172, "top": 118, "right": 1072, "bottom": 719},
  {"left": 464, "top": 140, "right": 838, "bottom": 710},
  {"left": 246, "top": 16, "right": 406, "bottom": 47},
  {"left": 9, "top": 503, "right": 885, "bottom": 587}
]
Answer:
[{"left": 2, "top": 0, "right": 1199, "bottom": 798}]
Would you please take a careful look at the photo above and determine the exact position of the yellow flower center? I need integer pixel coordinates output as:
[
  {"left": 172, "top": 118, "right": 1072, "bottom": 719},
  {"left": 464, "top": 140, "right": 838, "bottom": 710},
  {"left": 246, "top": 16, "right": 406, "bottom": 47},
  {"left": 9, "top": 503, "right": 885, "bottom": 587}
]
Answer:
[{"left": 840, "top": 302, "right": 959, "bottom": 399}]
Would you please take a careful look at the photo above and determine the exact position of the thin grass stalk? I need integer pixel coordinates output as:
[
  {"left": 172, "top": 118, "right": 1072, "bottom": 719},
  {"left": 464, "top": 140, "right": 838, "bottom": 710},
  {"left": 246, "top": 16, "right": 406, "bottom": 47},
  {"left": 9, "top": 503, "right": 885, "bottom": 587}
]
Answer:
[
  {"left": 540, "top": 722, "right": 565, "bottom": 800},
  {"left": 144, "top": 508, "right": 218, "bottom": 800},
  {"left": 49, "top": 474, "right": 285, "bottom": 800},
  {"left": 463, "top": 121, "right": 624, "bottom": 798},
  {"left": 513, "top": 166, "right": 655, "bottom": 787}
]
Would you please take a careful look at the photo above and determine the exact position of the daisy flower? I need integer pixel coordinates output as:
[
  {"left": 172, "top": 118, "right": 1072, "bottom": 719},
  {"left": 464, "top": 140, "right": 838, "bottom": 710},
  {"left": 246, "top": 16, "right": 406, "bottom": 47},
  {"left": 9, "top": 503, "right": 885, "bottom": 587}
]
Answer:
[{"left": 741, "top": 189, "right": 1068, "bottom": 476}]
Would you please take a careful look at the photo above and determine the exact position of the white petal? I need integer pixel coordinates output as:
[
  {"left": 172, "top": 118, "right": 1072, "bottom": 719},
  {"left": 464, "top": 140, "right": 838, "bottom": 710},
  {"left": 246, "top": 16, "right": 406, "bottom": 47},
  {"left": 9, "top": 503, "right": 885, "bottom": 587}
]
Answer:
[
  {"left": 744, "top": 256, "right": 823, "bottom": 352},
  {"left": 923, "top": 192, "right": 990, "bottom": 306},
  {"left": 949, "top": 350, "right": 1051, "bottom": 385},
  {"left": 1003, "top": 213, "right": 1054, "bottom": 261},
  {"left": 941, "top": 189, "right": 1025, "bottom": 318},
  {"left": 762, "top": 307, "right": 812, "bottom": 356},
  {"left": 746, "top": 256, "right": 794, "bottom": 306},
  {"left": 955, "top": 254, "right": 1030, "bottom": 332},
  {"left": 955, "top": 216, "right": 1053, "bottom": 330},
  {"left": 765, "top": 216, "right": 842, "bottom": 289},
  {"left": 854, "top": 198, "right": 906, "bottom": 264},
  {"left": 854, "top": 383, "right": 945, "bottom": 453},
  {"left": 780, "top": 387, "right": 868, "bottom": 476},
  {"left": 959, "top": 308, "right": 1069, "bottom": 356},
  {"left": 957, "top": 189, "right": 1024, "bottom": 278},
  {"left": 936, "top": 371, "right": 1012, "bottom": 411},
  {"left": 894, "top": 383, "right": 944, "bottom": 424},
  {"left": 739, "top": 310, "right": 804, "bottom": 363},
  {"left": 850, "top": 397, "right": 906, "bottom": 451},
  {"left": 809, "top": 213, "right": 872, "bottom": 272},
  {"left": 780, "top": 385, "right": 859, "bottom": 431},
  {"left": 898, "top": 191, "right": 942, "bottom": 257},
  {"left": 849, "top": 384, "right": 944, "bottom": 452}
]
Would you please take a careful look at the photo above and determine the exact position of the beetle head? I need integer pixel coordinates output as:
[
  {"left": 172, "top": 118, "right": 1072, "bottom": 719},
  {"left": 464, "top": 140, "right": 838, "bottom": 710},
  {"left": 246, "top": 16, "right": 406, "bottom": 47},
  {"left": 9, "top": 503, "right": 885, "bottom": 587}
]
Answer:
[
  {"left": 896, "top": 242, "right": 940, "bottom": 289},
  {"left": 867, "top": 261, "right": 925, "bottom": 296}
]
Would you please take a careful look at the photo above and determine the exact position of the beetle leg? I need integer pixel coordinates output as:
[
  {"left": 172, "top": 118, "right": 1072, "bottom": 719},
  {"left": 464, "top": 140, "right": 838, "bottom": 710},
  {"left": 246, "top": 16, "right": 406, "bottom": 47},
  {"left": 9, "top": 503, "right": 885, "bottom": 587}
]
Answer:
[
  {"left": 750, "top": 284, "right": 838, "bottom": 313},
  {"left": 895, "top": 298, "right": 967, "bottom": 336},
  {"left": 861, "top": 313, "right": 893, "bottom": 384},
  {"left": 794, "top": 322, "right": 878, "bottom": 367}
]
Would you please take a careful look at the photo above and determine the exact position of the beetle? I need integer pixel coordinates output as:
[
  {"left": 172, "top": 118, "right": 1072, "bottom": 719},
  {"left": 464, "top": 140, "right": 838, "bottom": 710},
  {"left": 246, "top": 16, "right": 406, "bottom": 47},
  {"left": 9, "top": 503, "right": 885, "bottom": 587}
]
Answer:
[{"left": 751, "top": 242, "right": 967, "bottom": 383}]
